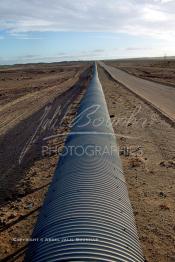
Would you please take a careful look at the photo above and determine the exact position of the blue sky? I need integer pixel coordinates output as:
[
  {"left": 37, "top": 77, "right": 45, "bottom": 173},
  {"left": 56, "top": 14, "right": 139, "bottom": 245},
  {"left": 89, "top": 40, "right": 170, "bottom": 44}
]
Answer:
[{"left": 0, "top": 0, "right": 175, "bottom": 64}]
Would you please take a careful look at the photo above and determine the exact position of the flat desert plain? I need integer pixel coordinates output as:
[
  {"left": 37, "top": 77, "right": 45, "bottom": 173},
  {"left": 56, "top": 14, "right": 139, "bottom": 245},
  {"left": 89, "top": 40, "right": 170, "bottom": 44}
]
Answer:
[{"left": 0, "top": 59, "right": 174, "bottom": 262}]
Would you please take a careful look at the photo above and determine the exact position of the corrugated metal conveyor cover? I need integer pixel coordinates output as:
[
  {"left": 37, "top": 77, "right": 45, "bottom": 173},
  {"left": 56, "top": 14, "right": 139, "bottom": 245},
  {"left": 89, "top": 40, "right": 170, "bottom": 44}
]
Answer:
[{"left": 25, "top": 63, "right": 144, "bottom": 262}]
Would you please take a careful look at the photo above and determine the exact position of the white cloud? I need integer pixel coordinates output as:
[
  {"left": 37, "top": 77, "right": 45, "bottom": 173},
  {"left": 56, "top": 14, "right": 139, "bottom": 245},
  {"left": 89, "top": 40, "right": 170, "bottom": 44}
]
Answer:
[
  {"left": 142, "top": 6, "right": 169, "bottom": 21},
  {"left": 161, "top": 0, "right": 175, "bottom": 3},
  {"left": 0, "top": 0, "right": 174, "bottom": 40}
]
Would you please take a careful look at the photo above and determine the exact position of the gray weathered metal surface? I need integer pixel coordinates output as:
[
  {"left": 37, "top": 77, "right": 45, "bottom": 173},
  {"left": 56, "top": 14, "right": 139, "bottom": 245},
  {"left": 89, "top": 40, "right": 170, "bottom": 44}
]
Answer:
[{"left": 25, "top": 64, "right": 144, "bottom": 262}]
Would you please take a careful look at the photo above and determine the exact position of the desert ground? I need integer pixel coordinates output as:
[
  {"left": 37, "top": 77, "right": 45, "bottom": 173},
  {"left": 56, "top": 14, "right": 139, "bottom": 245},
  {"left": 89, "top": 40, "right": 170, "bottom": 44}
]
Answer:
[
  {"left": 97, "top": 63, "right": 175, "bottom": 262},
  {"left": 106, "top": 58, "right": 175, "bottom": 87},
  {"left": 0, "top": 62, "right": 92, "bottom": 261},
  {"left": 0, "top": 59, "right": 174, "bottom": 262}
]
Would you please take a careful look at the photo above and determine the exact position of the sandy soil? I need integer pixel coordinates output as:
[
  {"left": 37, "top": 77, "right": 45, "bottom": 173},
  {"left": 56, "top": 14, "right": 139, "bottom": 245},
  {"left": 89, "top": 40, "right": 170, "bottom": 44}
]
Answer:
[
  {"left": 0, "top": 61, "right": 174, "bottom": 262},
  {"left": 0, "top": 62, "right": 87, "bottom": 107},
  {"left": 98, "top": 65, "right": 175, "bottom": 262},
  {"left": 106, "top": 59, "right": 175, "bottom": 87},
  {"left": 0, "top": 62, "right": 92, "bottom": 261}
]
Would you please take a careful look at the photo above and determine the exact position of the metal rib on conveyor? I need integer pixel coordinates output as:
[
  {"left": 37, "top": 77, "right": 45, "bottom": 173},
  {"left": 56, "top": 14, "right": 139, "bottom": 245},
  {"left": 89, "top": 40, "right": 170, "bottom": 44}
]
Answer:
[{"left": 25, "top": 63, "right": 144, "bottom": 262}]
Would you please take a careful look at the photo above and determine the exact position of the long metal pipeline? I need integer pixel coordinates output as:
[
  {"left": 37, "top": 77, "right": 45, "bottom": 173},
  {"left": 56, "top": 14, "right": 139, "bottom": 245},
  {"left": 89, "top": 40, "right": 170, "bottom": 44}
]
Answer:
[{"left": 25, "top": 64, "right": 144, "bottom": 262}]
